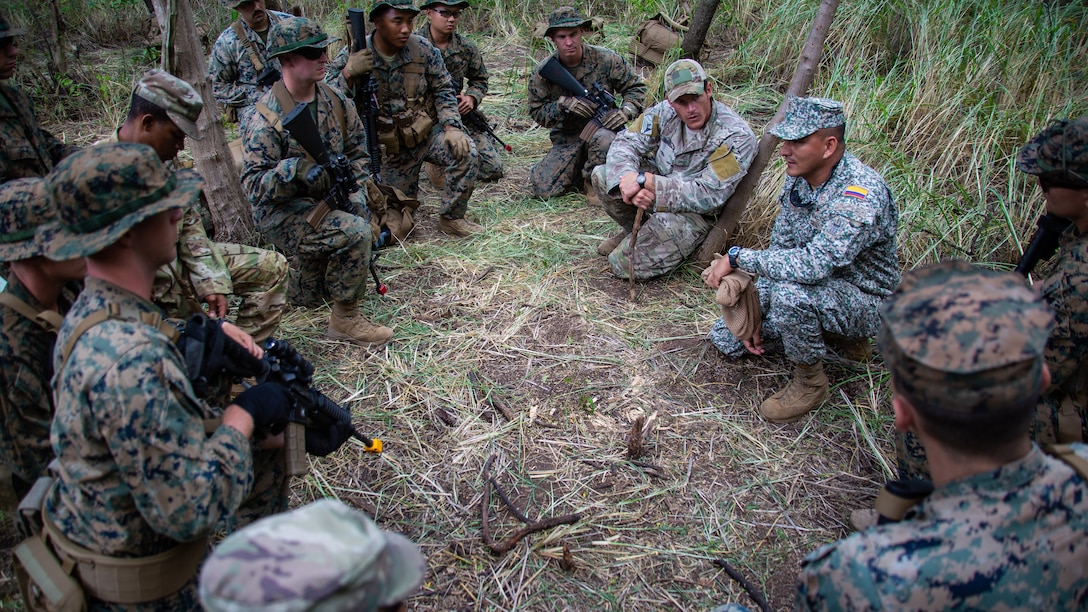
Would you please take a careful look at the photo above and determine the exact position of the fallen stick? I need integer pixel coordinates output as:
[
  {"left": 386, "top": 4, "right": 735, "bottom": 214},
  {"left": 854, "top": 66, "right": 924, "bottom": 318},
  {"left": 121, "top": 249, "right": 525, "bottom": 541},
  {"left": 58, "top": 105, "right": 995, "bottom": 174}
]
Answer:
[
  {"left": 480, "top": 454, "right": 581, "bottom": 555},
  {"left": 713, "top": 558, "right": 771, "bottom": 612},
  {"left": 628, "top": 208, "right": 645, "bottom": 300}
]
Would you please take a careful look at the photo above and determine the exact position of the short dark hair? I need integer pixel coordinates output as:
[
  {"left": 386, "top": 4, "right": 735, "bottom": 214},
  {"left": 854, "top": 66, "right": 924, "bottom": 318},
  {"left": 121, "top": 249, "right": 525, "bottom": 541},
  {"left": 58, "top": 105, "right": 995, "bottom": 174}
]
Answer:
[
  {"left": 126, "top": 93, "right": 170, "bottom": 125},
  {"left": 816, "top": 124, "right": 846, "bottom": 144}
]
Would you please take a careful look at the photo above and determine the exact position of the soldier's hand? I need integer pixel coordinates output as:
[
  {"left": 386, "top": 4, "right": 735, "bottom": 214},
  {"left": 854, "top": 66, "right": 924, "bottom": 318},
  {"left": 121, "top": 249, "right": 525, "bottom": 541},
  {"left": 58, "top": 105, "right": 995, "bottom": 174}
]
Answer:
[
  {"left": 296, "top": 159, "right": 331, "bottom": 198},
  {"left": 444, "top": 127, "right": 472, "bottom": 160},
  {"left": 230, "top": 381, "right": 292, "bottom": 433},
  {"left": 343, "top": 48, "right": 374, "bottom": 80},
  {"left": 600, "top": 108, "right": 628, "bottom": 131},
  {"left": 559, "top": 95, "right": 595, "bottom": 119},
  {"left": 456, "top": 94, "right": 476, "bottom": 116},
  {"left": 220, "top": 321, "right": 263, "bottom": 359},
  {"left": 203, "top": 293, "right": 229, "bottom": 319},
  {"left": 304, "top": 391, "right": 354, "bottom": 457}
]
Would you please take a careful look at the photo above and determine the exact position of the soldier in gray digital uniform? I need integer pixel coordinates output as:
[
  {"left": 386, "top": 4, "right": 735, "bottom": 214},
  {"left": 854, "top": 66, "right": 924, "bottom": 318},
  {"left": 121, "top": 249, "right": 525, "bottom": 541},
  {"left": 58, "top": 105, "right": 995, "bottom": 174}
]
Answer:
[{"left": 704, "top": 96, "right": 899, "bottom": 423}]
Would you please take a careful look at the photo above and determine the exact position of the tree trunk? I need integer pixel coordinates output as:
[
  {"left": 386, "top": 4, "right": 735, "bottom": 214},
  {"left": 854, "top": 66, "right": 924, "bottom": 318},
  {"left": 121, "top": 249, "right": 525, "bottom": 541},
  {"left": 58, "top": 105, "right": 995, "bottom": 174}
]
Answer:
[
  {"left": 694, "top": 0, "right": 842, "bottom": 264},
  {"left": 48, "top": 0, "right": 68, "bottom": 77},
  {"left": 149, "top": 0, "right": 256, "bottom": 243},
  {"left": 680, "top": 0, "right": 721, "bottom": 60}
]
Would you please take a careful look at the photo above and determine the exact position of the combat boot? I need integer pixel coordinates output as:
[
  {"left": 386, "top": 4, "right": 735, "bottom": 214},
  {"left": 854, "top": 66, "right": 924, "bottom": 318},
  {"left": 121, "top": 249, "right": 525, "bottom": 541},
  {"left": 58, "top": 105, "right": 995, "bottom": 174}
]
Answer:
[
  {"left": 438, "top": 216, "right": 483, "bottom": 237},
  {"left": 583, "top": 176, "right": 601, "bottom": 207},
  {"left": 759, "top": 360, "right": 829, "bottom": 422},
  {"left": 328, "top": 300, "right": 393, "bottom": 347},
  {"left": 597, "top": 230, "right": 629, "bottom": 256},
  {"left": 824, "top": 332, "right": 873, "bottom": 363},
  {"left": 424, "top": 162, "right": 446, "bottom": 188}
]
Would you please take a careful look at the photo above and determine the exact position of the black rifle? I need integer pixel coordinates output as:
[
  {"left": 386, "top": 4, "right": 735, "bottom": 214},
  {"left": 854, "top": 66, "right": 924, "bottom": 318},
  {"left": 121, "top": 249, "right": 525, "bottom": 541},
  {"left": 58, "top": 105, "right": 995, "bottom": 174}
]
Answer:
[
  {"left": 538, "top": 56, "right": 619, "bottom": 140},
  {"left": 1015, "top": 213, "right": 1072, "bottom": 277},
  {"left": 462, "top": 109, "right": 512, "bottom": 153},
  {"left": 348, "top": 8, "right": 383, "bottom": 181},
  {"left": 255, "top": 66, "right": 281, "bottom": 89}
]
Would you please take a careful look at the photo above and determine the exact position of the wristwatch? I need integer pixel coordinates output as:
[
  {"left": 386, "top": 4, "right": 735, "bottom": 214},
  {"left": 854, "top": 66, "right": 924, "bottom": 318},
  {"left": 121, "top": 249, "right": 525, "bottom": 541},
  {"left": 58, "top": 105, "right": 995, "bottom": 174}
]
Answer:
[
  {"left": 636, "top": 172, "right": 646, "bottom": 188},
  {"left": 727, "top": 245, "right": 741, "bottom": 269}
]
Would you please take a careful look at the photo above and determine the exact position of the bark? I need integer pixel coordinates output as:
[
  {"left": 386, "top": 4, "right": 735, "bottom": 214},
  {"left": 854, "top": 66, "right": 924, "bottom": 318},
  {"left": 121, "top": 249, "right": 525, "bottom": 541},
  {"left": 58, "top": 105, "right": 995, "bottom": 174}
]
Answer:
[
  {"left": 680, "top": 0, "right": 721, "bottom": 60},
  {"left": 48, "top": 0, "right": 67, "bottom": 77},
  {"left": 149, "top": 0, "right": 256, "bottom": 243},
  {"left": 694, "top": 0, "right": 842, "bottom": 264}
]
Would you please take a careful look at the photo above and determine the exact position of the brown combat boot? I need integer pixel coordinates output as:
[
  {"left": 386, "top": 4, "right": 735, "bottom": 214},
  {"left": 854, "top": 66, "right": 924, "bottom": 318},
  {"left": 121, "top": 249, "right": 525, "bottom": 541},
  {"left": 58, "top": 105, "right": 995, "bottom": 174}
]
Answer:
[
  {"left": 424, "top": 162, "right": 446, "bottom": 189},
  {"left": 824, "top": 332, "right": 873, "bottom": 363},
  {"left": 583, "top": 176, "right": 601, "bottom": 206},
  {"left": 597, "top": 230, "right": 629, "bottom": 256},
  {"left": 438, "top": 216, "right": 484, "bottom": 237},
  {"left": 328, "top": 300, "right": 393, "bottom": 347},
  {"left": 759, "top": 360, "right": 829, "bottom": 422}
]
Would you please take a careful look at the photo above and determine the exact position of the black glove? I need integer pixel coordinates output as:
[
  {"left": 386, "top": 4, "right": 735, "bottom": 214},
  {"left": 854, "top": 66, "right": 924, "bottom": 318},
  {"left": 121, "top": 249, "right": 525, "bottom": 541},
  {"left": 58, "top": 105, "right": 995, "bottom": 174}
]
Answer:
[
  {"left": 304, "top": 390, "right": 355, "bottom": 457},
  {"left": 296, "top": 159, "right": 331, "bottom": 198},
  {"left": 231, "top": 381, "right": 291, "bottom": 432}
]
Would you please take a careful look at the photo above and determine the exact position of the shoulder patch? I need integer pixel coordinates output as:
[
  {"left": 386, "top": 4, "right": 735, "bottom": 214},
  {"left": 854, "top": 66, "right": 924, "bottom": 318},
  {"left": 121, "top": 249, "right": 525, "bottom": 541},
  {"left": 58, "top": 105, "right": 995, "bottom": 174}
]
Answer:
[
  {"left": 844, "top": 185, "right": 869, "bottom": 199},
  {"left": 709, "top": 145, "right": 740, "bottom": 181}
]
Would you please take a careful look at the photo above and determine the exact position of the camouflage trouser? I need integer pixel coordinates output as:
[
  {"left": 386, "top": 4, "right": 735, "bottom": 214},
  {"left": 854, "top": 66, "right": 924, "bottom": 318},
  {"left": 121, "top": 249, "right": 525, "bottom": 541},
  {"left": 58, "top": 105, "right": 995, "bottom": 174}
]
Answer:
[
  {"left": 591, "top": 166, "right": 712, "bottom": 280},
  {"left": 529, "top": 128, "right": 615, "bottom": 198},
  {"left": 708, "top": 277, "right": 883, "bottom": 365},
  {"left": 153, "top": 243, "right": 290, "bottom": 341},
  {"left": 255, "top": 201, "right": 371, "bottom": 307},
  {"left": 466, "top": 122, "right": 503, "bottom": 181},
  {"left": 383, "top": 126, "right": 478, "bottom": 219}
]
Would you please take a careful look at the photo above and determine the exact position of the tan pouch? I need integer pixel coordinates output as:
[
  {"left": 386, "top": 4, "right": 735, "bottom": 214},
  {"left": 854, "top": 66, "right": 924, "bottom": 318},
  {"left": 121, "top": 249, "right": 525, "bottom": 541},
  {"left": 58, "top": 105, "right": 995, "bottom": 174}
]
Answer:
[
  {"left": 399, "top": 112, "right": 434, "bottom": 150},
  {"left": 14, "top": 536, "right": 87, "bottom": 612},
  {"left": 377, "top": 116, "right": 400, "bottom": 157}
]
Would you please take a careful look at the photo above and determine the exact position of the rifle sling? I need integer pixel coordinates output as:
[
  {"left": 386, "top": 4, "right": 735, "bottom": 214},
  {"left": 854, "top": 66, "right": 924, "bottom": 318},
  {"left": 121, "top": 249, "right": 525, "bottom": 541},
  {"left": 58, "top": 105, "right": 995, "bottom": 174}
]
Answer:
[
  {"left": 231, "top": 20, "right": 265, "bottom": 74},
  {"left": 0, "top": 290, "right": 63, "bottom": 331}
]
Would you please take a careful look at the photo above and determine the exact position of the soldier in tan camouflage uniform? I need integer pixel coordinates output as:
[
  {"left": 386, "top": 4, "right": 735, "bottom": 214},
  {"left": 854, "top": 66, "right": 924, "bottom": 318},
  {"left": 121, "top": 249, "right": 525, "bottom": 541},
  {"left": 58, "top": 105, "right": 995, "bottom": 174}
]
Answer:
[
  {"left": 106, "top": 70, "right": 288, "bottom": 342},
  {"left": 327, "top": 0, "right": 482, "bottom": 237},
  {"left": 527, "top": 6, "right": 646, "bottom": 202},
  {"left": 0, "top": 13, "right": 78, "bottom": 183},
  {"left": 0, "top": 179, "right": 84, "bottom": 498},
  {"left": 592, "top": 59, "right": 757, "bottom": 280},
  {"left": 243, "top": 17, "right": 394, "bottom": 346},
  {"left": 208, "top": 0, "right": 293, "bottom": 126}
]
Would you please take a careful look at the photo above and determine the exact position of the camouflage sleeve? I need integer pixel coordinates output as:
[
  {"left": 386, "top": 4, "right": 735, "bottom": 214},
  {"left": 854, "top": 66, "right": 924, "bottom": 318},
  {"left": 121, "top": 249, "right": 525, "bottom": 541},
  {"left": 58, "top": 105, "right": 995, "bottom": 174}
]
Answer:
[
  {"left": 337, "top": 88, "right": 372, "bottom": 186},
  {"left": 604, "top": 113, "right": 657, "bottom": 190},
  {"left": 208, "top": 30, "right": 259, "bottom": 108},
  {"left": 656, "top": 114, "right": 758, "bottom": 215},
  {"left": 324, "top": 47, "right": 352, "bottom": 96},
  {"left": 1040, "top": 235, "right": 1088, "bottom": 388},
  {"left": 796, "top": 541, "right": 883, "bottom": 611},
  {"left": 462, "top": 39, "right": 489, "bottom": 106},
  {"left": 527, "top": 65, "right": 565, "bottom": 128},
  {"left": 422, "top": 41, "right": 463, "bottom": 129},
  {"left": 177, "top": 206, "right": 232, "bottom": 298},
  {"left": 240, "top": 98, "right": 305, "bottom": 207},
  {"left": 43, "top": 128, "right": 78, "bottom": 167},
  {"left": 608, "top": 52, "right": 647, "bottom": 116}
]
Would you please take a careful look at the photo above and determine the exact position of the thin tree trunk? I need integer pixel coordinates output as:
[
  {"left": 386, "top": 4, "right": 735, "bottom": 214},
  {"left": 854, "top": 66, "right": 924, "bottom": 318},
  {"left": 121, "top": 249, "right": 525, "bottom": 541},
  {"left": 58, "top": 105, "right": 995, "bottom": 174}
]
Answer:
[
  {"left": 680, "top": 0, "right": 721, "bottom": 60},
  {"left": 695, "top": 0, "right": 842, "bottom": 265},
  {"left": 149, "top": 0, "right": 256, "bottom": 243},
  {"left": 48, "top": 0, "right": 68, "bottom": 77}
]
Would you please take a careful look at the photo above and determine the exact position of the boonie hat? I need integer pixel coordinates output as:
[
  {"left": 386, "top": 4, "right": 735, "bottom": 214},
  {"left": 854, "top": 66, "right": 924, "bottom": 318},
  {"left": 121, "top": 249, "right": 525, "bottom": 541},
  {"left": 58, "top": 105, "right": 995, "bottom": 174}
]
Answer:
[
  {"left": 38, "top": 143, "right": 202, "bottom": 261},
  {"left": 0, "top": 178, "right": 50, "bottom": 262},
  {"left": 369, "top": 0, "right": 421, "bottom": 21},
  {"left": 769, "top": 95, "right": 846, "bottom": 141},
  {"left": 0, "top": 13, "right": 25, "bottom": 39},
  {"left": 200, "top": 499, "right": 426, "bottom": 612},
  {"left": 543, "top": 6, "right": 592, "bottom": 38},
  {"left": 267, "top": 17, "right": 338, "bottom": 59},
  {"left": 664, "top": 59, "right": 707, "bottom": 102},
  {"left": 134, "top": 69, "right": 204, "bottom": 141},
  {"left": 1016, "top": 115, "right": 1088, "bottom": 188}
]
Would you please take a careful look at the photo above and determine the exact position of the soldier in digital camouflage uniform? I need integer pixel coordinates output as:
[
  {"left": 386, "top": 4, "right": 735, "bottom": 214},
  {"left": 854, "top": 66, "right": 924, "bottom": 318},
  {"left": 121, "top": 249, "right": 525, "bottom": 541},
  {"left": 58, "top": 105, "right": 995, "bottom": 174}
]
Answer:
[
  {"left": 0, "top": 13, "right": 78, "bottom": 183},
  {"left": 896, "top": 115, "right": 1088, "bottom": 482},
  {"left": 208, "top": 0, "right": 293, "bottom": 126},
  {"left": 105, "top": 69, "right": 288, "bottom": 342},
  {"left": 0, "top": 179, "right": 84, "bottom": 498},
  {"left": 704, "top": 96, "right": 899, "bottom": 422},
  {"left": 327, "top": 0, "right": 482, "bottom": 237},
  {"left": 418, "top": 0, "right": 503, "bottom": 181},
  {"left": 796, "top": 260, "right": 1088, "bottom": 610},
  {"left": 200, "top": 498, "right": 426, "bottom": 611},
  {"left": 592, "top": 59, "right": 756, "bottom": 280},
  {"left": 527, "top": 6, "right": 646, "bottom": 202},
  {"left": 39, "top": 143, "right": 292, "bottom": 610},
  {"left": 243, "top": 17, "right": 394, "bottom": 346}
]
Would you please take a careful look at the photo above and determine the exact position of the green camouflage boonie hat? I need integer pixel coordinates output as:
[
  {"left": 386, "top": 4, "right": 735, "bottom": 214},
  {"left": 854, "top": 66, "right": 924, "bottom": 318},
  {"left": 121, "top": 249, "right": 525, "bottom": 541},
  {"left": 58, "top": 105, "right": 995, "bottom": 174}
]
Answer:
[
  {"left": 664, "top": 59, "right": 707, "bottom": 102},
  {"left": 1016, "top": 115, "right": 1088, "bottom": 188},
  {"left": 877, "top": 260, "right": 1053, "bottom": 415},
  {"left": 543, "top": 6, "right": 592, "bottom": 38},
  {"left": 266, "top": 17, "right": 338, "bottom": 59},
  {"left": 0, "top": 13, "right": 26, "bottom": 39},
  {"left": 769, "top": 95, "right": 846, "bottom": 141},
  {"left": 38, "top": 143, "right": 202, "bottom": 261},
  {"left": 369, "top": 0, "right": 421, "bottom": 21},
  {"left": 199, "top": 499, "right": 426, "bottom": 612},
  {"left": 0, "top": 178, "right": 50, "bottom": 262},
  {"left": 134, "top": 69, "right": 204, "bottom": 141}
]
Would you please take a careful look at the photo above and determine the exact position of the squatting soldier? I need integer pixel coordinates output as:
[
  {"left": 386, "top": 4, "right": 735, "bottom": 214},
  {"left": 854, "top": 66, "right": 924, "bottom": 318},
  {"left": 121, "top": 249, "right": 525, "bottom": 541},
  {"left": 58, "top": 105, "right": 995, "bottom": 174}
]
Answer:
[
  {"left": 0, "top": 13, "right": 78, "bottom": 183},
  {"left": 527, "top": 6, "right": 646, "bottom": 202},
  {"left": 107, "top": 70, "right": 289, "bottom": 342},
  {"left": 797, "top": 261, "right": 1088, "bottom": 609},
  {"left": 243, "top": 17, "right": 394, "bottom": 346},
  {"left": 418, "top": 0, "right": 503, "bottom": 182},
  {"left": 35, "top": 143, "right": 292, "bottom": 609},
  {"left": 327, "top": 0, "right": 482, "bottom": 237},
  {"left": 0, "top": 179, "right": 84, "bottom": 497},
  {"left": 208, "top": 0, "right": 293, "bottom": 126},
  {"left": 704, "top": 96, "right": 899, "bottom": 422},
  {"left": 592, "top": 59, "right": 757, "bottom": 280}
]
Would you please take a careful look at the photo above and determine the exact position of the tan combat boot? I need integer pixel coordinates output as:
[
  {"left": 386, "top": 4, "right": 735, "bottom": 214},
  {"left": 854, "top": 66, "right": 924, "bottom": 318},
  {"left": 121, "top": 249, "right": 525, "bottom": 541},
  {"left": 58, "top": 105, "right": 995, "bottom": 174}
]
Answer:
[
  {"left": 597, "top": 230, "right": 629, "bottom": 256},
  {"left": 424, "top": 162, "right": 446, "bottom": 188},
  {"left": 583, "top": 176, "right": 601, "bottom": 206},
  {"left": 328, "top": 300, "right": 393, "bottom": 347},
  {"left": 438, "top": 216, "right": 484, "bottom": 237},
  {"left": 759, "top": 360, "right": 829, "bottom": 422}
]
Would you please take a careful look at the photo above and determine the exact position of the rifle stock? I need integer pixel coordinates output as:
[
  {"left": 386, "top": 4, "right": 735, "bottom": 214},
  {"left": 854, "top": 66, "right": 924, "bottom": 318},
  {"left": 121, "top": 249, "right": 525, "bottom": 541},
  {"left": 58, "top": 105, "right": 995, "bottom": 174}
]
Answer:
[{"left": 1015, "top": 213, "right": 1071, "bottom": 277}]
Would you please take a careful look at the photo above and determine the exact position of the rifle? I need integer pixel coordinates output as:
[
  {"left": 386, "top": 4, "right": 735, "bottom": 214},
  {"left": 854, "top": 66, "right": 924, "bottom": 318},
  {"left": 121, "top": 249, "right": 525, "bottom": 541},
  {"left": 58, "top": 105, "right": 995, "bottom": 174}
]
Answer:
[
  {"left": 179, "top": 314, "right": 382, "bottom": 478},
  {"left": 538, "top": 56, "right": 620, "bottom": 141},
  {"left": 1015, "top": 213, "right": 1072, "bottom": 277},
  {"left": 348, "top": 8, "right": 383, "bottom": 181},
  {"left": 255, "top": 66, "right": 281, "bottom": 89},
  {"left": 462, "top": 109, "right": 512, "bottom": 153}
]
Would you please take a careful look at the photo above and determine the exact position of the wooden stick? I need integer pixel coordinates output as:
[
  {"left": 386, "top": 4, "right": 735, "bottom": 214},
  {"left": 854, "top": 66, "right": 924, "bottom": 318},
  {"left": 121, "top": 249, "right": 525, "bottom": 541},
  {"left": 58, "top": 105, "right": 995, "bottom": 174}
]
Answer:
[
  {"left": 628, "top": 208, "right": 645, "bottom": 300},
  {"left": 480, "top": 453, "right": 582, "bottom": 555},
  {"left": 713, "top": 558, "right": 771, "bottom": 612}
]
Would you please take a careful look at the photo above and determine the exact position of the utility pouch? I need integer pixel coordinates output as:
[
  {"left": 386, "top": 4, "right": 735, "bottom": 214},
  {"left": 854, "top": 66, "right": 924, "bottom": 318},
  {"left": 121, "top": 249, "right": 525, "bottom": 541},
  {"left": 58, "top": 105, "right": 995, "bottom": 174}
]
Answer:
[
  {"left": 16, "top": 476, "right": 54, "bottom": 539},
  {"left": 14, "top": 536, "right": 86, "bottom": 612},
  {"left": 284, "top": 422, "right": 308, "bottom": 478},
  {"left": 400, "top": 112, "right": 434, "bottom": 150},
  {"left": 304, "top": 201, "right": 333, "bottom": 230},
  {"left": 377, "top": 116, "right": 400, "bottom": 156},
  {"left": 579, "top": 120, "right": 601, "bottom": 143}
]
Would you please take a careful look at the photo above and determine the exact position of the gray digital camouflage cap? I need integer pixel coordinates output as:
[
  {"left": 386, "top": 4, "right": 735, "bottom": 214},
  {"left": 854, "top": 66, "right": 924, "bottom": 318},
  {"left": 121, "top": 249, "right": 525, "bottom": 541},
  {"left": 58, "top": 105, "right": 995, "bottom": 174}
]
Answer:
[
  {"left": 877, "top": 260, "right": 1053, "bottom": 414},
  {"left": 0, "top": 13, "right": 25, "bottom": 38},
  {"left": 200, "top": 499, "right": 426, "bottom": 612},
  {"left": 664, "top": 59, "right": 707, "bottom": 102},
  {"left": 266, "top": 17, "right": 338, "bottom": 59},
  {"left": 420, "top": 0, "right": 470, "bottom": 9},
  {"left": 38, "top": 143, "right": 202, "bottom": 261},
  {"left": 1016, "top": 115, "right": 1088, "bottom": 188},
  {"left": 134, "top": 69, "right": 204, "bottom": 141},
  {"left": 218, "top": 0, "right": 248, "bottom": 9},
  {"left": 0, "top": 178, "right": 50, "bottom": 262},
  {"left": 769, "top": 95, "right": 846, "bottom": 141},
  {"left": 544, "top": 6, "right": 593, "bottom": 38},
  {"left": 369, "top": 0, "right": 421, "bottom": 21}
]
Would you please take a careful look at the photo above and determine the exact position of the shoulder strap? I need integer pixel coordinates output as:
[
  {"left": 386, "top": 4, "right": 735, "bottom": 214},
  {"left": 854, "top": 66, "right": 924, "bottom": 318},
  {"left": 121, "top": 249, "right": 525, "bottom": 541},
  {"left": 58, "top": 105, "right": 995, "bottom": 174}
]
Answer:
[
  {"left": 0, "top": 291, "right": 63, "bottom": 331},
  {"left": 271, "top": 80, "right": 295, "bottom": 116},
  {"left": 1045, "top": 444, "right": 1088, "bottom": 481},
  {"left": 255, "top": 102, "right": 283, "bottom": 133},
  {"left": 57, "top": 304, "right": 180, "bottom": 374},
  {"left": 231, "top": 20, "right": 265, "bottom": 73},
  {"left": 317, "top": 82, "right": 346, "bottom": 136},
  {"left": 403, "top": 36, "right": 427, "bottom": 101}
]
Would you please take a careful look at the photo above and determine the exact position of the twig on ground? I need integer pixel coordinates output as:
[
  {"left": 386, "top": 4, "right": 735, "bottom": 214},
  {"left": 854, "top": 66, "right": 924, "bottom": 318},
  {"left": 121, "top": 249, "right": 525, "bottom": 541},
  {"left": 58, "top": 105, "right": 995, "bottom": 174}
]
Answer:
[
  {"left": 629, "top": 208, "right": 645, "bottom": 300},
  {"left": 469, "top": 371, "right": 517, "bottom": 422},
  {"left": 713, "top": 558, "right": 771, "bottom": 612},
  {"left": 480, "top": 453, "right": 582, "bottom": 555}
]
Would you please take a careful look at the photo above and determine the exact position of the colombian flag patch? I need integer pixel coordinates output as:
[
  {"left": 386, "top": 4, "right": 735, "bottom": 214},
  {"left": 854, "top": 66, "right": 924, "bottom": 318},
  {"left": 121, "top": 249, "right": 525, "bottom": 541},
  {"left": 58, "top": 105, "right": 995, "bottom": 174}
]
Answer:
[{"left": 844, "top": 186, "right": 869, "bottom": 199}]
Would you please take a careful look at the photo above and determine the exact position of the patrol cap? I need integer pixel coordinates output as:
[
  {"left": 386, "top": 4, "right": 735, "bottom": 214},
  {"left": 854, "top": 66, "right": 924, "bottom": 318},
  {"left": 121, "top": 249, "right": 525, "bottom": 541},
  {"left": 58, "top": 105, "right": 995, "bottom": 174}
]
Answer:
[
  {"left": 369, "top": 0, "right": 421, "bottom": 21},
  {"left": 199, "top": 499, "right": 426, "bottom": 612},
  {"left": 0, "top": 13, "right": 25, "bottom": 39},
  {"left": 38, "top": 143, "right": 202, "bottom": 261},
  {"left": 266, "top": 17, "right": 338, "bottom": 59},
  {"left": 0, "top": 178, "right": 50, "bottom": 262},
  {"left": 664, "top": 59, "right": 707, "bottom": 102},
  {"left": 769, "top": 95, "right": 846, "bottom": 141},
  {"left": 420, "top": 0, "right": 470, "bottom": 9},
  {"left": 1016, "top": 115, "right": 1088, "bottom": 188},
  {"left": 877, "top": 260, "right": 1053, "bottom": 415},
  {"left": 133, "top": 69, "right": 204, "bottom": 141},
  {"left": 543, "top": 6, "right": 593, "bottom": 38}
]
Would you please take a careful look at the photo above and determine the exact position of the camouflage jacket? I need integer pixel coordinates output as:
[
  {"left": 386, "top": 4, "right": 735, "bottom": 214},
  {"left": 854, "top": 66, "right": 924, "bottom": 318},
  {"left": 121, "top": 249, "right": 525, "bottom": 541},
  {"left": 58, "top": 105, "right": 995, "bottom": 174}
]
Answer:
[
  {"left": 797, "top": 444, "right": 1088, "bottom": 610},
  {"left": 734, "top": 152, "right": 900, "bottom": 297},
  {"left": 0, "top": 82, "right": 77, "bottom": 182},
  {"left": 45, "top": 277, "right": 254, "bottom": 557},
  {"left": 604, "top": 99, "right": 757, "bottom": 216},
  {"left": 207, "top": 12, "right": 292, "bottom": 117},
  {"left": 527, "top": 44, "right": 646, "bottom": 136},
  {"left": 241, "top": 81, "right": 370, "bottom": 217},
  {"left": 416, "top": 27, "right": 488, "bottom": 105},
  {"left": 326, "top": 34, "right": 463, "bottom": 130}
]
